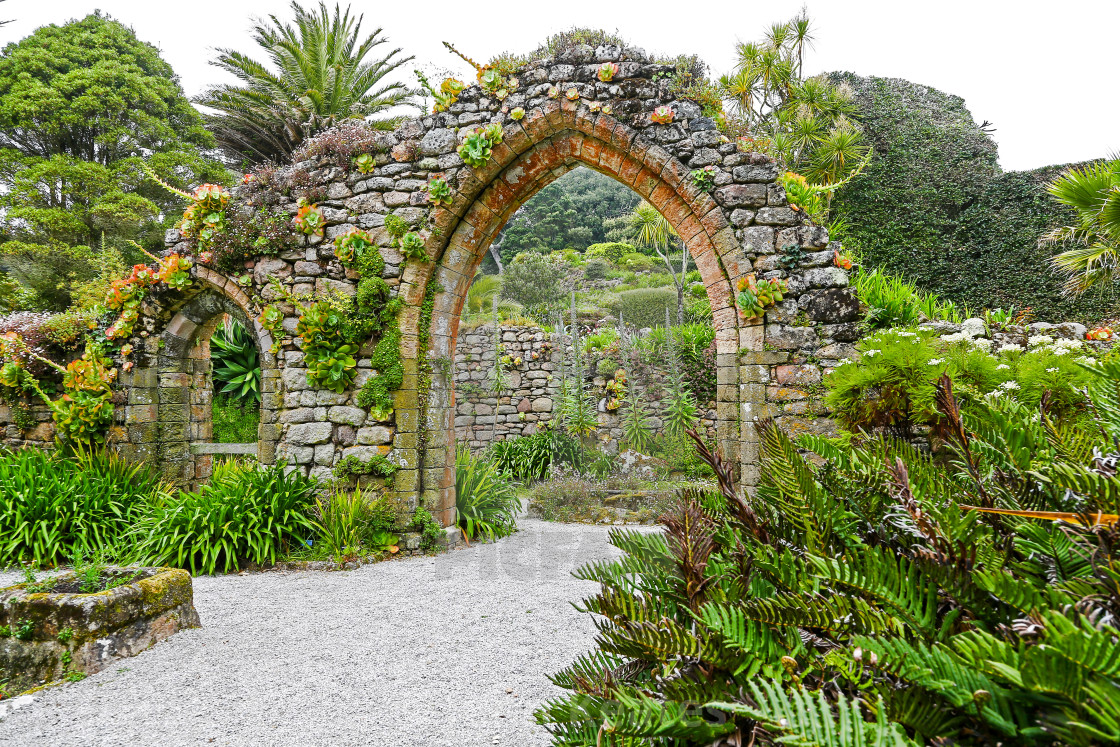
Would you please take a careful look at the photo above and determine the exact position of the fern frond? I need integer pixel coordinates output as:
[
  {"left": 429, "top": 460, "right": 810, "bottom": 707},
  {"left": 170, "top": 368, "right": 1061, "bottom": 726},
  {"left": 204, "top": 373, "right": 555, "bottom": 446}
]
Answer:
[
  {"left": 549, "top": 649, "right": 637, "bottom": 690},
  {"left": 603, "top": 689, "right": 738, "bottom": 740},
  {"left": 745, "top": 592, "right": 900, "bottom": 636},
  {"left": 810, "top": 547, "right": 939, "bottom": 638},
  {"left": 695, "top": 601, "right": 791, "bottom": 677},
  {"left": 1033, "top": 611, "right": 1120, "bottom": 681},
  {"left": 710, "top": 679, "right": 920, "bottom": 746},
  {"left": 852, "top": 636, "right": 1022, "bottom": 735}
]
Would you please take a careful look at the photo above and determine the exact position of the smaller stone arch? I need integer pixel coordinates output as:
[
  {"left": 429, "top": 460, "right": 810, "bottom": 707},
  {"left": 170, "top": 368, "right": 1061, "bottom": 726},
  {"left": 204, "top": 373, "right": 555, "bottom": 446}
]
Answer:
[{"left": 115, "top": 267, "right": 278, "bottom": 487}]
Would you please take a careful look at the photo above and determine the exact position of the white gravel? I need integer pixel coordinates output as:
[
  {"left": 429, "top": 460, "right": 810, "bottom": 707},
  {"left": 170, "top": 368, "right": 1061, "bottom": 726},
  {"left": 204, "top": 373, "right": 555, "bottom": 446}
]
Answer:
[{"left": 0, "top": 519, "right": 640, "bottom": 746}]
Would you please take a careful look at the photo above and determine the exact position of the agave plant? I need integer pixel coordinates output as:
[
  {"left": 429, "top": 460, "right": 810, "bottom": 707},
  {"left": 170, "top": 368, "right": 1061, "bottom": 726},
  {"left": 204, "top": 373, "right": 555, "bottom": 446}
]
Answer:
[{"left": 211, "top": 318, "right": 261, "bottom": 404}]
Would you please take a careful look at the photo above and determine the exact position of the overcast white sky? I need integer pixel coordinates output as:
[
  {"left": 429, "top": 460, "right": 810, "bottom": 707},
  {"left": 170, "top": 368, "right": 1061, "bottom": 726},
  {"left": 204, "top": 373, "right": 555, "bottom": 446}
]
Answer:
[{"left": 1, "top": 0, "right": 1116, "bottom": 171}]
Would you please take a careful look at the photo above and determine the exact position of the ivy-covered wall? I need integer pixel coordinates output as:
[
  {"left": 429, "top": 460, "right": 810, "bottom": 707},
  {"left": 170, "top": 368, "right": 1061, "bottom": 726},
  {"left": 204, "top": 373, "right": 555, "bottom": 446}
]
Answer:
[{"left": 831, "top": 73, "right": 1116, "bottom": 323}]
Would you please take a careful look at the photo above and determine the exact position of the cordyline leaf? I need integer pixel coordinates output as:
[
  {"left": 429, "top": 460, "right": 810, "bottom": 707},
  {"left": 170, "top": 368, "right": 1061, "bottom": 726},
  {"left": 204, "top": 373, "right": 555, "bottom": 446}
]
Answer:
[{"left": 959, "top": 505, "right": 1120, "bottom": 527}]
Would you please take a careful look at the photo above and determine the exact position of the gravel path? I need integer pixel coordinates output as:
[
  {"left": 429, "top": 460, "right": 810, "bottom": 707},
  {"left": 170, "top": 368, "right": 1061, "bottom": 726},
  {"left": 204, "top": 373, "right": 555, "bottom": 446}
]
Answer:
[{"left": 0, "top": 519, "right": 641, "bottom": 746}]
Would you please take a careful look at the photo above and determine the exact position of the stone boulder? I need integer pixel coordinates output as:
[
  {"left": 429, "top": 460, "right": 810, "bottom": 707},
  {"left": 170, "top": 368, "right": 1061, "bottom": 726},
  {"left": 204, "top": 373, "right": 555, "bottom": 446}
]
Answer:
[{"left": 806, "top": 288, "right": 861, "bottom": 323}]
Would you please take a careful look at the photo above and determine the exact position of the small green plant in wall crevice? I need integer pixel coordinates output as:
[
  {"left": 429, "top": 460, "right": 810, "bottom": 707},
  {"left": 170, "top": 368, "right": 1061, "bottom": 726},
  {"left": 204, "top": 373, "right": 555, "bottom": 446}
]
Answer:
[
  {"left": 690, "top": 165, "right": 717, "bottom": 192},
  {"left": 456, "top": 123, "right": 503, "bottom": 169},
  {"left": 333, "top": 453, "right": 399, "bottom": 481},
  {"left": 426, "top": 177, "right": 453, "bottom": 206}
]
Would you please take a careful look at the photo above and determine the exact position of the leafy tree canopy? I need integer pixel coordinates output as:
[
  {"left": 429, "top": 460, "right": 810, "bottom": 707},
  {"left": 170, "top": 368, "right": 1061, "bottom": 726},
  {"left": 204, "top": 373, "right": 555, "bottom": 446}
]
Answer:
[
  {"left": 0, "top": 12, "right": 229, "bottom": 311},
  {"left": 493, "top": 168, "right": 640, "bottom": 265}
]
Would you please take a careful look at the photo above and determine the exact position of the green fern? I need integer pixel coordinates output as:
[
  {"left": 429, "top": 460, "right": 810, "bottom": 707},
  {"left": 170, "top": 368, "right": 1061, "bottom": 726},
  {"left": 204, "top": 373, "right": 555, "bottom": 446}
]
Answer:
[
  {"left": 540, "top": 357, "right": 1120, "bottom": 746},
  {"left": 711, "top": 679, "right": 920, "bottom": 746}
]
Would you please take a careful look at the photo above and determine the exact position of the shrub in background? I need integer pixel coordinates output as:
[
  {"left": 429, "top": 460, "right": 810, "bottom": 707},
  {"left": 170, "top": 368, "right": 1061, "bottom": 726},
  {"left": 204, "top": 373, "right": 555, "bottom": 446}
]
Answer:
[
  {"left": 832, "top": 72, "right": 1114, "bottom": 323},
  {"left": 583, "top": 258, "right": 610, "bottom": 280},
  {"left": 618, "top": 252, "right": 660, "bottom": 273},
  {"left": 500, "top": 252, "right": 574, "bottom": 318},
  {"left": 455, "top": 446, "right": 519, "bottom": 541},
  {"left": 486, "top": 430, "right": 583, "bottom": 483},
  {"left": 0, "top": 449, "right": 160, "bottom": 568},
  {"left": 617, "top": 287, "right": 678, "bottom": 330},
  {"left": 584, "top": 242, "right": 633, "bottom": 264},
  {"left": 826, "top": 327, "right": 1096, "bottom": 438}
]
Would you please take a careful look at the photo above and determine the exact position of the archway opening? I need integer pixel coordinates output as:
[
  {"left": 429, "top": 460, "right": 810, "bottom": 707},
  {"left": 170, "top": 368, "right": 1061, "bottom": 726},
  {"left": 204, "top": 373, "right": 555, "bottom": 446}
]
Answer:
[
  {"left": 455, "top": 166, "right": 718, "bottom": 459},
  {"left": 209, "top": 316, "right": 262, "bottom": 446},
  {"left": 421, "top": 120, "right": 751, "bottom": 522},
  {"left": 151, "top": 284, "right": 269, "bottom": 488}
]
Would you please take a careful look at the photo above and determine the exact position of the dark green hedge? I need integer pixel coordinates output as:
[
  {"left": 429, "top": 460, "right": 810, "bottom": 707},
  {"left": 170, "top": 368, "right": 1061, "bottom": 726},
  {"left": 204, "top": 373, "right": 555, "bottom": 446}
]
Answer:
[{"left": 831, "top": 73, "right": 1117, "bottom": 323}]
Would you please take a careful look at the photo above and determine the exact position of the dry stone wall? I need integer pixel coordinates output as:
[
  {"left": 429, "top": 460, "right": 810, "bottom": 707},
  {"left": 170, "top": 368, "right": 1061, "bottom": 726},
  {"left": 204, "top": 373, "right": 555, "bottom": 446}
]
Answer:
[{"left": 453, "top": 323, "right": 717, "bottom": 450}]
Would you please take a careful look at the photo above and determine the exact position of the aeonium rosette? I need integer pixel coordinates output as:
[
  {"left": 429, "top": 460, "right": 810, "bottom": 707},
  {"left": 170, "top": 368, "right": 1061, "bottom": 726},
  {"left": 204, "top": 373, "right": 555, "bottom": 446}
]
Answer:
[
  {"left": 651, "top": 105, "right": 674, "bottom": 124},
  {"left": 157, "top": 254, "right": 193, "bottom": 290},
  {"left": 105, "top": 278, "right": 139, "bottom": 312},
  {"left": 63, "top": 352, "right": 115, "bottom": 394},
  {"left": 294, "top": 202, "right": 326, "bottom": 237},
  {"left": 130, "top": 263, "right": 158, "bottom": 286},
  {"left": 736, "top": 273, "right": 787, "bottom": 319},
  {"left": 193, "top": 183, "right": 230, "bottom": 213},
  {"left": 333, "top": 227, "right": 374, "bottom": 265},
  {"left": 597, "top": 62, "right": 619, "bottom": 82}
]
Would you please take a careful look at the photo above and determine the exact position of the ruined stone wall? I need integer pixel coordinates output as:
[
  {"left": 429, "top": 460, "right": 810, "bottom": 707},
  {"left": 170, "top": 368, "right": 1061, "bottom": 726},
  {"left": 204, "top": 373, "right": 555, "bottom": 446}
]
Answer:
[
  {"left": 453, "top": 323, "right": 717, "bottom": 450},
  {"left": 0, "top": 400, "right": 54, "bottom": 451},
  {"left": 0, "top": 42, "right": 866, "bottom": 524}
]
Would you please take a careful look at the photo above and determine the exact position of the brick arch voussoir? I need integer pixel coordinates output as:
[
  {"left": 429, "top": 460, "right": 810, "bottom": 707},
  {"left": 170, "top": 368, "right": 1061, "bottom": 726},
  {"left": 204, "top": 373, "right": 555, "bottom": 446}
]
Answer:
[
  {"left": 431, "top": 132, "right": 740, "bottom": 341},
  {"left": 153, "top": 267, "right": 274, "bottom": 366}
]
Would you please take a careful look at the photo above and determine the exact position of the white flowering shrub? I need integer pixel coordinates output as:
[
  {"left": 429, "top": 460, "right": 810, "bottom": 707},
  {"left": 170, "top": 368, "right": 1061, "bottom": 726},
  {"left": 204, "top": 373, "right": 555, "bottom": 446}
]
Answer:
[{"left": 826, "top": 326, "right": 1100, "bottom": 437}]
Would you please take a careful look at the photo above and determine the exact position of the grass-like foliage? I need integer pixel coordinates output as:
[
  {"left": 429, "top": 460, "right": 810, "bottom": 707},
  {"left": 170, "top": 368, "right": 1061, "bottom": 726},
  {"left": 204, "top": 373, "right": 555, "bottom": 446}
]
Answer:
[
  {"left": 538, "top": 359, "right": 1120, "bottom": 745},
  {"left": 130, "top": 460, "right": 316, "bottom": 575},
  {"left": 307, "top": 485, "right": 401, "bottom": 562},
  {"left": 486, "top": 430, "right": 583, "bottom": 483},
  {"left": 854, "top": 267, "right": 966, "bottom": 329},
  {"left": 455, "top": 446, "right": 519, "bottom": 542},
  {"left": 0, "top": 448, "right": 160, "bottom": 568}
]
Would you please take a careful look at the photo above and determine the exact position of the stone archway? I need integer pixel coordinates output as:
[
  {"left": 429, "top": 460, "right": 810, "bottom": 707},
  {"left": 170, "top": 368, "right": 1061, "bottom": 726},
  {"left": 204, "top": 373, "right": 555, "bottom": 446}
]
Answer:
[
  {"left": 114, "top": 267, "right": 279, "bottom": 487},
  {"left": 92, "top": 42, "right": 856, "bottom": 530},
  {"left": 413, "top": 105, "right": 769, "bottom": 521}
]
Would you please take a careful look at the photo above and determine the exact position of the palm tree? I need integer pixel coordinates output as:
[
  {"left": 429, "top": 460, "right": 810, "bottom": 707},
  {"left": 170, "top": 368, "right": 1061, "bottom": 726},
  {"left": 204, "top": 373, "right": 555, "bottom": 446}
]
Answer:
[
  {"left": 630, "top": 202, "right": 690, "bottom": 326},
  {"left": 1042, "top": 157, "right": 1120, "bottom": 295},
  {"left": 196, "top": 1, "right": 415, "bottom": 165}
]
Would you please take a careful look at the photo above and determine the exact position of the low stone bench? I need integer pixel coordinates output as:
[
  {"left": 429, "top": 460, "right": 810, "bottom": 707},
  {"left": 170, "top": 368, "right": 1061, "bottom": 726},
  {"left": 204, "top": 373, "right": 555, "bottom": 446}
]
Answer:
[{"left": 0, "top": 567, "right": 200, "bottom": 694}]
